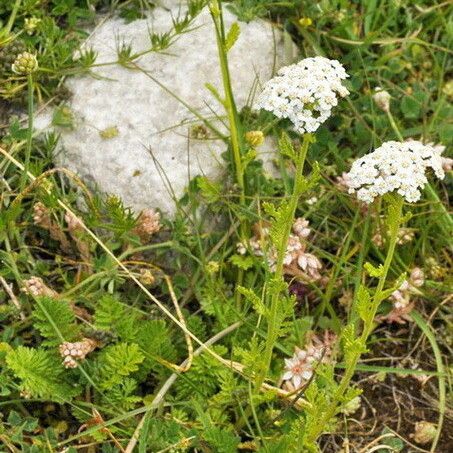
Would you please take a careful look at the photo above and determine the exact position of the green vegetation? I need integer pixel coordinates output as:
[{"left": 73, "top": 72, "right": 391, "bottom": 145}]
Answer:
[{"left": 0, "top": 0, "right": 452, "bottom": 452}]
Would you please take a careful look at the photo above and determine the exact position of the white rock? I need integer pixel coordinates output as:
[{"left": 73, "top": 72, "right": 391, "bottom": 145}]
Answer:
[{"left": 38, "top": 5, "right": 292, "bottom": 215}]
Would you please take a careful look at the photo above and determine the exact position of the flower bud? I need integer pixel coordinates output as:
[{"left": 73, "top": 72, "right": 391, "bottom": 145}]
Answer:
[
  {"left": 410, "top": 267, "right": 424, "bottom": 287},
  {"left": 24, "top": 17, "right": 41, "bottom": 35},
  {"left": 206, "top": 261, "right": 220, "bottom": 274},
  {"left": 298, "top": 17, "right": 313, "bottom": 27},
  {"left": 245, "top": 130, "right": 264, "bottom": 147},
  {"left": 413, "top": 421, "right": 436, "bottom": 445},
  {"left": 372, "top": 87, "right": 391, "bottom": 113},
  {"left": 441, "top": 156, "right": 453, "bottom": 172},
  {"left": 11, "top": 51, "right": 38, "bottom": 75}
]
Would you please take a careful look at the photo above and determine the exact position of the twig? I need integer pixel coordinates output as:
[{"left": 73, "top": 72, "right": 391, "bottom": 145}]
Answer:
[{"left": 0, "top": 276, "right": 26, "bottom": 320}]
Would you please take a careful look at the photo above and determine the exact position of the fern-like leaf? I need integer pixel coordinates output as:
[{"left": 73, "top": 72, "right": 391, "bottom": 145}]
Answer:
[
  {"left": 32, "top": 296, "right": 80, "bottom": 346},
  {"left": 6, "top": 346, "right": 75, "bottom": 401},
  {"left": 98, "top": 342, "right": 144, "bottom": 388}
]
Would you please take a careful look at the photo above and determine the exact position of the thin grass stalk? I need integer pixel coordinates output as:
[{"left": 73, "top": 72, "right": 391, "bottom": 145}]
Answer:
[{"left": 20, "top": 74, "right": 34, "bottom": 191}]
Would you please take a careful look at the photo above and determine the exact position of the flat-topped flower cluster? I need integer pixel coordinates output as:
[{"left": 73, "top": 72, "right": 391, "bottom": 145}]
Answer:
[
  {"left": 254, "top": 57, "right": 349, "bottom": 134},
  {"left": 346, "top": 140, "right": 445, "bottom": 203}
]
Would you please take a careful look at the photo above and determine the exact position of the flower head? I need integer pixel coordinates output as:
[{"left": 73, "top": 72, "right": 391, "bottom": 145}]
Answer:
[
  {"left": 346, "top": 141, "right": 445, "bottom": 204},
  {"left": 254, "top": 57, "right": 349, "bottom": 134},
  {"left": 133, "top": 208, "right": 161, "bottom": 242},
  {"left": 11, "top": 51, "right": 38, "bottom": 75},
  {"left": 245, "top": 130, "right": 264, "bottom": 147},
  {"left": 59, "top": 338, "right": 97, "bottom": 368},
  {"left": 282, "top": 331, "right": 336, "bottom": 390}
]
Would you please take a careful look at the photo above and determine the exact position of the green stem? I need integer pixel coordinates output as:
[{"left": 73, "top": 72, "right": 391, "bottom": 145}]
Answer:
[
  {"left": 5, "top": 0, "right": 21, "bottom": 35},
  {"left": 210, "top": 0, "right": 246, "bottom": 217},
  {"left": 308, "top": 195, "right": 404, "bottom": 443},
  {"left": 256, "top": 133, "right": 312, "bottom": 389},
  {"left": 20, "top": 74, "right": 34, "bottom": 191},
  {"left": 210, "top": 0, "right": 247, "bottom": 309}
]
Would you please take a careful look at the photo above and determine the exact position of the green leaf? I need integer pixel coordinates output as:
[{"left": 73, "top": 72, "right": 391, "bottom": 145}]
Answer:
[
  {"left": 94, "top": 294, "right": 138, "bottom": 342},
  {"left": 356, "top": 285, "right": 372, "bottom": 324},
  {"left": 225, "top": 22, "right": 240, "bottom": 51},
  {"left": 364, "top": 262, "right": 384, "bottom": 277},
  {"left": 237, "top": 286, "right": 266, "bottom": 316},
  {"left": 400, "top": 96, "right": 421, "bottom": 119},
  {"left": 278, "top": 132, "right": 296, "bottom": 160},
  {"left": 229, "top": 254, "right": 255, "bottom": 270},
  {"left": 197, "top": 176, "right": 222, "bottom": 203},
  {"left": 204, "top": 427, "right": 240, "bottom": 453},
  {"left": 6, "top": 346, "right": 75, "bottom": 401},
  {"left": 98, "top": 342, "right": 145, "bottom": 388},
  {"left": 32, "top": 296, "right": 80, "bottom": 346}
]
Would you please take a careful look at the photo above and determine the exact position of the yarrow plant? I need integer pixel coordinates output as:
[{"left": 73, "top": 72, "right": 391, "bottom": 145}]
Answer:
[
  {"left": 346, "top": 140, "right": 445, "bottom": 203},
  {"left": 306, "top": 137, "right": 446, "bottom": 446},
  {"left": 254, "top": 56, "right": 349, "bottom": 133}
]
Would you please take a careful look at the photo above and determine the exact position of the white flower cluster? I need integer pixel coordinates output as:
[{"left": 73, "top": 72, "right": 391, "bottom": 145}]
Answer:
[
  {"left": 346, "top": 141, "right": 445, "bottom": 203},
  {"left": 254, "top": 57, "right": 349, "bottom": 134}
]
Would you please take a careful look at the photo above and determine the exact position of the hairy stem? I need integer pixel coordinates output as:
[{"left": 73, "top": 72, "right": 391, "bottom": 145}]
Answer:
[
  {"left": 210, "top": 0, "right": 247, "bottom": 308},
  {"left": 308, "top": 195, "right": 404, "bottom": 443},
  {"left": 256, "top": 133, "right": 312, "bottom": 389}
]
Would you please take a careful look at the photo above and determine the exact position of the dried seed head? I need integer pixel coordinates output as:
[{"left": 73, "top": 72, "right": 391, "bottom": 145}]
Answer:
[
  {"left": 33, "top": 202, "right": 52, "bottom": 229},
  {"left": 282, "top": 331, "right": 336, "bottom": 390},
  {"left": 441, "top": 156, "right": 453, "bottom": 172},
  {"left": 245, "top": 130, "right": 264, "bottom": 147},
  {"left": 134, "top": 208, "right": 161, "bottom": 242},
  {"left": 409, "top": 267, "right": 424, "bottom": 288},
  {"left": 11, "top": 51, "right": 38, "bottom": 75},
  {"left": 335, "top": 172, "right": 351, "bottom": 192},
  {"left": 339, "top": 289, "right": 353, "bottom": 307},
  {"left": 22, "top": 277, "right": 58, "bottom": 298},
  {"left": 372, "top": 87, "right": 391, "bottom": 113},
  {"left": 59, "top": 338, "right": 97, "bottom": 368},
  {"left": 139, "top": 269, "right": 155, "bottom": 285},
  {"left": 65, "top": 211, "right": 84, "bottom": 233},
  {"left": 292, "top": 218, "right": 311, "bottom": 239},
  {"left": 397, "top": 228, "right": 415, "bottom": 245}
]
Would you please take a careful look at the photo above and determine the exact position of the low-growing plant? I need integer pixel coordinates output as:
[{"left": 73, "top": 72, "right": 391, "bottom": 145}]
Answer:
[{"left": 0, "top": 0, "right": 451, "bottom": 452}]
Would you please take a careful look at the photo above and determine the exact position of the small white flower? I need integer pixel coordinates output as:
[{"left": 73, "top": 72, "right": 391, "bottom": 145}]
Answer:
[
  {"left": 346, "top": 141, "right": 445, "bottom": 204},
  {"left": 282, "top": 348, "right": 315, "bottom": 389},
  {"left": 254, "top": 57, "right": 349, "bottom": 134},
  {"left": 282, "top": 332, "right": 336, "bottom": 390}
]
